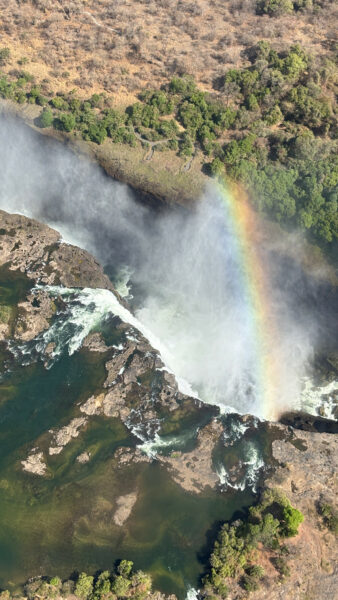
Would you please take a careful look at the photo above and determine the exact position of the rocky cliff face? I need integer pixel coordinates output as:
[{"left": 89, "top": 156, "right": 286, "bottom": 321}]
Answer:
[{"left": 248, "top": 426, "right": 338, "bottom": 600}]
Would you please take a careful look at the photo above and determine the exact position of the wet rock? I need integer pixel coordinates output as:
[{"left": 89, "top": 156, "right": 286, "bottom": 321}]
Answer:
[
  {"left": 21, "top": 451, "right": 46, "bottom": 476},
  {"left": 114, "top": 447, "right": 151, "bottom": 467},
  {"left": 159, "top": 418, "right": 223, "bottom": 493},
  {"left": 82, "top": 332, "right": 110, "bottom": 353},
  {"left": 49, "top": 417, "right": 87, "bottom": 455},
  {"left": 0, "top": 210, "right": 114, "bottom": 290},
  {"left": 14, "top": 290, "right": 55, "bottom": 341},
  {"left": 77, "top": 451, "right": 91, "bottom": 464}
]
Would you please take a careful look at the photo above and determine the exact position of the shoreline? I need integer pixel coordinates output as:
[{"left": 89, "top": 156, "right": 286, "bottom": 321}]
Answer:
[{"left": 0, "top": 98, "right": 207, "bottom": 208}]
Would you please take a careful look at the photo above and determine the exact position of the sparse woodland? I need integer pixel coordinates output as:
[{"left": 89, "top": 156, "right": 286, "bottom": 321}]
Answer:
[{"left": 0, "top": 1, "right": 337, "bottom": 246}]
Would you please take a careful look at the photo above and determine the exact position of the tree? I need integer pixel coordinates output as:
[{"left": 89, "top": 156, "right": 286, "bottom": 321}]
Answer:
[
  {"left": 209, "top": 157, "right": 225, "bottom": 177},
  {"left": 257, "top": 0, "right": 294, "bottom": 16},
  {"left": 56, "top": 113, "right": 76, "bottom": 132},
  {"left": 93, "top": 571, "right": 111, "bottom": 598},
  {"left": 38, "top": 108, "right": 54, "bottom": 128},
  {"left": 74, "top": 573, "right": 94, "bottom": 599}
]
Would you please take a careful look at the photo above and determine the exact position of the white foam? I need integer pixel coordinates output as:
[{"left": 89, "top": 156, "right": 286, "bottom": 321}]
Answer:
[
  {"left": 20, "top": 285, "right": 199, "bottom": 400},
  {"left": 299, "top": 377, "right": 338, "bottom": 420}
]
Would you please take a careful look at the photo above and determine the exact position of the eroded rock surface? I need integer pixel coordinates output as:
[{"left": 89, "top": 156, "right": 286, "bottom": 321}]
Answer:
[
  {"left": 0, "top": 209, "right": 114, "bottom": 290},
  {"left": 241, "top": 426, "right": 338, "bottom": 600},
  {"left": 21, "top": 451, "right": 47, "bottom": 476},
  {"left": 159, "top": 419, "right": 223, "bottom": 493}
]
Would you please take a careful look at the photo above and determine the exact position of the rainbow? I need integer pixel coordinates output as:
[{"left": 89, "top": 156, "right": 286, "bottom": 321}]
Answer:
[{"left": 217, "top": 180, "right": 280, "bottom": 420}]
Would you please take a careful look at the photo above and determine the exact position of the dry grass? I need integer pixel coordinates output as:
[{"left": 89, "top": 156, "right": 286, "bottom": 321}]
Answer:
[{"left": 0, "top": 0, "right": 336, "bottom": 102}]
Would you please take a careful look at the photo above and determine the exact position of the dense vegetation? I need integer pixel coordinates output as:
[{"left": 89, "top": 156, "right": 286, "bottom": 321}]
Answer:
[
  {"left": 0, "top": 40, "right": 337, "bottom": 245},
  {"left": 0, "top": 561, "right": 152, "bottom": 600},
  {"left": 202, "top": 488, "right": 304, "bottom": 597}
]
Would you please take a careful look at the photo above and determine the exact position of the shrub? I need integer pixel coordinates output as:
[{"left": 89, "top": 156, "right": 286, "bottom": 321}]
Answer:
[
  {"left": 56, "top": 113, "right": 76, "bottom": 132},
  {"left": 179, "top": 132, "right": 194, "bottom": 156},
  {"left": 242, "top": 574, "right": 260, "bottom": 591},
  {"left": 50, "top": 96, "right": 69, "bottom": 111},
  {"left": 0, "top": 48, "right": 10, "bottom": 64},
  {"left": 273, "top": 556, "right": 291, "bottom": 577},
  {"left": 49, "top": 577, "right": 61, "bottom": 587},
  {"left": 93, "top": 571, "right": 111, "bottom": 598},
  {"left": 257, "top": 0, "right": 294, "bottom": 16},
  {"left": 319, "top": 503, "right": 338, "bottom": 534},
  {"left": 281, "top": 504, "right": 304, "bottom": 537},
  {"left": 210, "top": 157, "right": 225, "bottom": 177},
  {"left": 74, "top": 573, "right": 94, "bottom": 598},
  {"left": 38, "top": 108, "right": 54, "bottom": 128},
  {"left": 85, "top": 122, "right": 107, "bottom": 144}
]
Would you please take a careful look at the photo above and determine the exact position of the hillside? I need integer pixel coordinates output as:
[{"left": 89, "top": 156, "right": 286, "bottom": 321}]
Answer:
[{"left": 0, "top": 0, "right": 336, "bottom": 101}]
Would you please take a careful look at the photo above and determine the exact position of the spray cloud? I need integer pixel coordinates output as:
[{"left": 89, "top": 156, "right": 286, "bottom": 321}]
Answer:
[{"left": 0, "top": 116, "right": 336, "bottom": 419}]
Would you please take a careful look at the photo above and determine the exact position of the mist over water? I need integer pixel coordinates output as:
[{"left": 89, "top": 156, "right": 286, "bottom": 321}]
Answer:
[{"left": 0, "top": 116, "right": 336, "bottom": 418}]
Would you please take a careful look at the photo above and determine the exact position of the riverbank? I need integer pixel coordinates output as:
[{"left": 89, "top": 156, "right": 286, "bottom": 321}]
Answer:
[{"left": 0, "top": 98, "right": 206, "bottom": 206}]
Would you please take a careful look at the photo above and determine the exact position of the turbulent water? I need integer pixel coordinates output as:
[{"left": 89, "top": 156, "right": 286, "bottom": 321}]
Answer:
[
  {"left": 0, "top": 115, "right": 337, "bottom": 598},
  {"left": 1, "top": 117, "right": 337, "bottom": 420}
]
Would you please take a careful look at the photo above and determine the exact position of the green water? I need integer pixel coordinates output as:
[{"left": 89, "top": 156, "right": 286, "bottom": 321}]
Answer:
[{"left": 0, "top": 269, "right": 255, "bottom": 597}]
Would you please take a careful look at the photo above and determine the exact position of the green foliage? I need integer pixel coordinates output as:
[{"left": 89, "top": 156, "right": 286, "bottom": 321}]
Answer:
[
  {"left": 273, "top": 556, "right": 291, "bottom": 577},
  {"left": 281, "top": 504, "right": 304, "bottom": 537},
  {"left": 50, "top": 96, "right": 69, "bottom": 111},
  {"left": 169, "top": 75, "right": 196, "bottom": 95},
  {"left": 0, "top": 48, "right": 10, "bottom": 64},
  {"left": 203, "top": 490, "right": 303, "bottom": 596},
  {"left": 93, "top": 571, "right": 110, "bottom": 598},
  {"left": 118, "top": 560, "right": 133, "bottom": 577},
  {"left": 56, "top": 113, "right": 76, "bottom": 132},
  {"left": 257, "top": 0, "right": 294, "bottom": 16},
  {"left": 319, "top": 503, "right": 338, "bottom": 534},
  {"left": 38, "top": 108, "right": 54, "bottom": 128},
  {"left": 210, "top": 157, "right": 225, "bottom": 177},
  {"left": 179, "top": 132, "right": 194, "bottom": 156},
  {"left": 84, "top": 122, "right": 108, "bottom": 144},
  {"left": 74, "top": 573, "right": 94, "bottom": 599}
]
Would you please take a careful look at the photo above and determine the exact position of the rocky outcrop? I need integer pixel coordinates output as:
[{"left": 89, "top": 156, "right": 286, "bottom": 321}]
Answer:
[
  {"left": 0, "top": 209, "right": 114, "bottom": 290},
  {"left": 158, "top": 419, "right": 223, "bottom": 493},
  {"left": 21, "top": 450, "right": 47, "bottom": 476},
  {"left": 49, "top": 417, "right": 88, "bottom": 455},
  {"left": 242, "top": 426, "right": 338, "bottom": 600}
]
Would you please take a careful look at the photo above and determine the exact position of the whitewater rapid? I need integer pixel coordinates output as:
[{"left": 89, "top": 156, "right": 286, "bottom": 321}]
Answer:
[{"left": 13, "top": 285, "right": 198, "bottom": 400}]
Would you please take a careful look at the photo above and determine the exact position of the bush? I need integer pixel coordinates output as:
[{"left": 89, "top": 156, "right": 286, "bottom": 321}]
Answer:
[
  {"left": 257, "top": 0, "right": 294, "bottom": 16},
  {"left": 93, "top": 571, "right": 110, "bottom": 598},
  {"left": 38, "top": 108, "right": 54, "bottom": 128},
  {"left": 281, "top": 504, "right": 304, "bottom": 537},
  {"left": 74, "top": 573, "right": 94, "bottom": 598},
  {"left": 209, "top": 157, "right": 225, "bottom": 177},
  {"left": 50, "top": 96, "right": 69, "bottom": 111},
  {"left": 273, "top": 556, "right": 291, "bottom": 577},
  {"left": 85, "top": 123, "right": 107, "bottom": 144},
  {"left": 0, "top": 48, "right": 10, "bottom": 64},
  {"left": 319, "top": 503, "right": 338, "bottom": 534},
  {"left": 56, "top": 113, "right": 76, "bottom": 132}
]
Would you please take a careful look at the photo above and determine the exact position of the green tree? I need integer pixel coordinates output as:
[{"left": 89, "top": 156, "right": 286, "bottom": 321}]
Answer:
[
  {"left": 56, "top": 113, "right": 76, "bottom": 132},
  {"left": 258, "top": 0, "right": 294, "bottom": 16},
  {"left": 74, "top": 573, "right": 94, "bottom": 599},
  {"left": 38, "top": 108, "right": 54, "bottom": 128},
  {"left": 0, "top": 48, "right": 10, "bottom": 64}
]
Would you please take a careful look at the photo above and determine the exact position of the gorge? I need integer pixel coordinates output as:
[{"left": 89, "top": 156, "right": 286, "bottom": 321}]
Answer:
[{"left": 0, "top": 114, "right": 337, "bottom": 599}]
